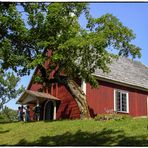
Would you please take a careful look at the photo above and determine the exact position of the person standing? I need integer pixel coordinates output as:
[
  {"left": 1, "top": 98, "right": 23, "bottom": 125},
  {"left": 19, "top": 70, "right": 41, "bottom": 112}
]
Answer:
[
  {"left": 24, "top": 105, "right": 30, "bottom": 122},
  {"left": 18, "top": 107, "right": 21, "bottom": 121},
  {"left": 35, "top": 105, "right": 41, "bottom": 121},
  {"left": 20, "top": 105, "right": 24, "bottom": 121},
  {"left": 22, "top": 112, "right": 25, "bottom": 122}
]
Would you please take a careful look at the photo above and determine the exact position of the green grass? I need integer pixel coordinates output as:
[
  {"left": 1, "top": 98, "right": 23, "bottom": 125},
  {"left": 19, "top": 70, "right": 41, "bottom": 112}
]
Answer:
[{"left": 0, "top": 118, "right": 148, "bottom": 146}]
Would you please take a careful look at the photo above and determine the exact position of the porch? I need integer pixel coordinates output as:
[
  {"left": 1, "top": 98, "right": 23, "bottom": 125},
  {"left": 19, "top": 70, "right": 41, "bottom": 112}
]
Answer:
[{"left": 16, "top": 90, "right": 60, "bottom": 120}]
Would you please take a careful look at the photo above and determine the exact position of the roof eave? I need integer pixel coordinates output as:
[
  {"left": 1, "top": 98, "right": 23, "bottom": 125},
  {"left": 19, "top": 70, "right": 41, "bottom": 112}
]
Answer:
[
  {"left": 16, "top": 91, "right": 27, "bottom": 104},
  {"left": 16, "top": 90, "right": 60, "bottom": 105},
  {"left": 93, "top": 74, "right": 148, "bottom": 92}
]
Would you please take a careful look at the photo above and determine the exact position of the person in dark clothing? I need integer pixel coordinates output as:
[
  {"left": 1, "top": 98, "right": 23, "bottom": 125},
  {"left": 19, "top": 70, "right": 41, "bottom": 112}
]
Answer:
[
  {"left": 20, "top": 105, "right": 24, "bottom": 121},
  {"left": 18, "top": 107, "right": 21, "bottom": 121},
  {"left": 35, "top": 105, "right": 41, "bottom": 121}
]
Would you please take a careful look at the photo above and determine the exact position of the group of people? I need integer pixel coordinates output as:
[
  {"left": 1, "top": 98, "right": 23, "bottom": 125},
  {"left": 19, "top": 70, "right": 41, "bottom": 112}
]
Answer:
[
  {"left": 18, "top": 105, "right": 30, "bottom": 122},
  {"left": 18, "top": 105, "right": 41, "bottom": 122}
]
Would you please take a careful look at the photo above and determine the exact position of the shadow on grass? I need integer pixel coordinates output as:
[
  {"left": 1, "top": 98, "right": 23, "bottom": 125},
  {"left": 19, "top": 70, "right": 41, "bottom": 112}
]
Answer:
[
  {"left": 0, "top": 121, "right": 42, "bottom": 124},
  {"left": 0, "top": 130, "right": 10, "bottom": 134},
  {"left": 15, "top": 128, "right": 148, "bottom": 146},
  {"left": 0, "top": 121, "right": 18, "bottom": 124}
]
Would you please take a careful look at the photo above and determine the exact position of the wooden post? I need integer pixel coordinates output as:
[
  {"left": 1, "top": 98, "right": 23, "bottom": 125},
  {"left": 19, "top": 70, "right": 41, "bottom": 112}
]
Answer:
[
  {"left": 37, "top": 98, "right": 39, "bottom": 106},
  {"left": 53, "top": 101, "right": 56, "bottom": 120}
]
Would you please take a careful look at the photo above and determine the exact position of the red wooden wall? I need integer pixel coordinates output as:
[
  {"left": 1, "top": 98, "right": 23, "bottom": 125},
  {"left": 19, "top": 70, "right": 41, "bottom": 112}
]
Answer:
[
  {"left": 87, "top": 80, "right": 148, "bottom": 117},
  {"left": 28, "top": 77, "right": 147, "bottom": 119},
  {"left": 27, "top": 68, "right": 80, "bottom": 120},
  {"left": 55, "top": 84, "right": 80, "bottom": 119}
]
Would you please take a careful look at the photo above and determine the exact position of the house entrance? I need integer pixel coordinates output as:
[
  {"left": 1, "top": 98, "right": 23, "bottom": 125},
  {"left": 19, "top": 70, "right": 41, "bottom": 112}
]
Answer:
[{"left": 44, "top": 100, "right": 54, "bottom": 120}]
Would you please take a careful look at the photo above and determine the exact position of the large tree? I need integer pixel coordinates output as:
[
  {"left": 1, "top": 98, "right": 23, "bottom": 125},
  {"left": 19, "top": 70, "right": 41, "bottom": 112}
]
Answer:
[
  {"left": 0, "top": 3, "right": 141, "bottom": 118},
  {"left": 0, "top": 70, "right": 24, "bottom": 110}
]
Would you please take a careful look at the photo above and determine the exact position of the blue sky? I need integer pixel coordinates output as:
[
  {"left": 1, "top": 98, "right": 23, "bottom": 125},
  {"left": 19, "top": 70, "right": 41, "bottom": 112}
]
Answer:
[{"left": 6, "top": 2, "right": 148, "bottom": 110}]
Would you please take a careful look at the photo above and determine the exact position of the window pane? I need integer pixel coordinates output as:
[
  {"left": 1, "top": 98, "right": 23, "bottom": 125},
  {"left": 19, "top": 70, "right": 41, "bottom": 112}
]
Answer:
[
  {"left": 122, "top": 93, "right": 127, "bottom": 111},
  {"left": 115, "top": 90, "right": 128, "bottom": 113},
  {"left": 116, "top": 91, "right": 121, "bottom": 111}
]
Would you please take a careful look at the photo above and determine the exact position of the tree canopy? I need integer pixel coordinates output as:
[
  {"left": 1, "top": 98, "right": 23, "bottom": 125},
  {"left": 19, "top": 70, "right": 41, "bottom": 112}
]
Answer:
[
  {"left": 0, "top": 2, "right": 141, "bottom": 87},
  {"left": 0, "top": 71, "right": 24, "bottom": 110}
]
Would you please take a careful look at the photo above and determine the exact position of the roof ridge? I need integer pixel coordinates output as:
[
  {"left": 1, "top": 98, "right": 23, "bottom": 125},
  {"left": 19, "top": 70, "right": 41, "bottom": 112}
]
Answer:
[{"left": 117, "top": 56, "right": 148, "bottom": 69}]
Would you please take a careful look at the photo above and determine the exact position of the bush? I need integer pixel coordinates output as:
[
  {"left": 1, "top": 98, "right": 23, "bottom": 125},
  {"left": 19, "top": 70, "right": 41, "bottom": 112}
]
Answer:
[{"left": 94, "top": 113, "right": 131, "bottom": 121}]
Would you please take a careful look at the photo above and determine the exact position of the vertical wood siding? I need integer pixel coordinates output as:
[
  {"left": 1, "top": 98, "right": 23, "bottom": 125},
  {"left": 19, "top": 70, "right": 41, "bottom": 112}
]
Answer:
[
  {"left": 55, "top": 84, "right": 80, "bottom": 119},
  {"left": 86, "top": 80, "right": 148, "bottom": 117},
  {"left": 28, "top": 70, "right": 80, "bottom": 119}
]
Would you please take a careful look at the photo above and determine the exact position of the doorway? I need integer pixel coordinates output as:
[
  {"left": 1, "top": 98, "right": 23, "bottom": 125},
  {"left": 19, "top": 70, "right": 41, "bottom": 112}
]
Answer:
[{"left": 44, "top": 100, "right": 54, "bottom": 120}]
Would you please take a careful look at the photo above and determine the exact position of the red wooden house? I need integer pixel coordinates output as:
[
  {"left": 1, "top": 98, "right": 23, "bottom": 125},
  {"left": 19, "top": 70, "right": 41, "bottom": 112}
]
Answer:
[{"left": 17, "top": 57, "right": 148, "bottom": 120}]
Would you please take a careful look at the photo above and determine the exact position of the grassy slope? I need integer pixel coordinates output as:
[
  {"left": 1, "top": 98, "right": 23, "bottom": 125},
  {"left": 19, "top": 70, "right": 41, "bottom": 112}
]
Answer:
[{"left": 0, "top": 118, "right": 148, "bottom": 146}]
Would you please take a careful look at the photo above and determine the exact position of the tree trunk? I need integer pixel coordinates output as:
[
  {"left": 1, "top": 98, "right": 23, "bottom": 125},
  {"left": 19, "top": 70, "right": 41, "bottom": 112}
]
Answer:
[{"left": 65, "top": 79, "right": 90, "bottom": 119}]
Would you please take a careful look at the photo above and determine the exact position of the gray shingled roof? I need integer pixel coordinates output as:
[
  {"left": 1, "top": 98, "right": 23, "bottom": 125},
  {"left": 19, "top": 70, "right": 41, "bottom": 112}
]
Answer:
[{"left": 94, "top": 57, "right": 148, "bottom": 90}]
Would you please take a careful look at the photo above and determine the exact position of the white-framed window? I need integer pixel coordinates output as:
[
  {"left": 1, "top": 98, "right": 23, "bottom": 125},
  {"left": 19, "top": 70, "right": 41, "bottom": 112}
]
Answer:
[{"left": 114, "top": 89, "right": 129, "bottom": 113}]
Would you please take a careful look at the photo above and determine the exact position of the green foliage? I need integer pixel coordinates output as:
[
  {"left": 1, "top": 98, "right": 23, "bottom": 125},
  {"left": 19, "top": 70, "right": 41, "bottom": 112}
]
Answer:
[
  {"left": 0, "top": 119, "right": 147, "bottom": 146},
  {"left": 0, "top": 71, "right": 24, "bottom": 110},
  {"left": 0, "top": 3, "right": 141, "bottom": 87},
  {"left": 0, "top": 3, "right": 28, "bottom": 75},
  {"left": 0, "top": 106, "right": 18, "bottom": 122},
  {"left": 94, "top": 113, "right": 131, "bottom": 121}
]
